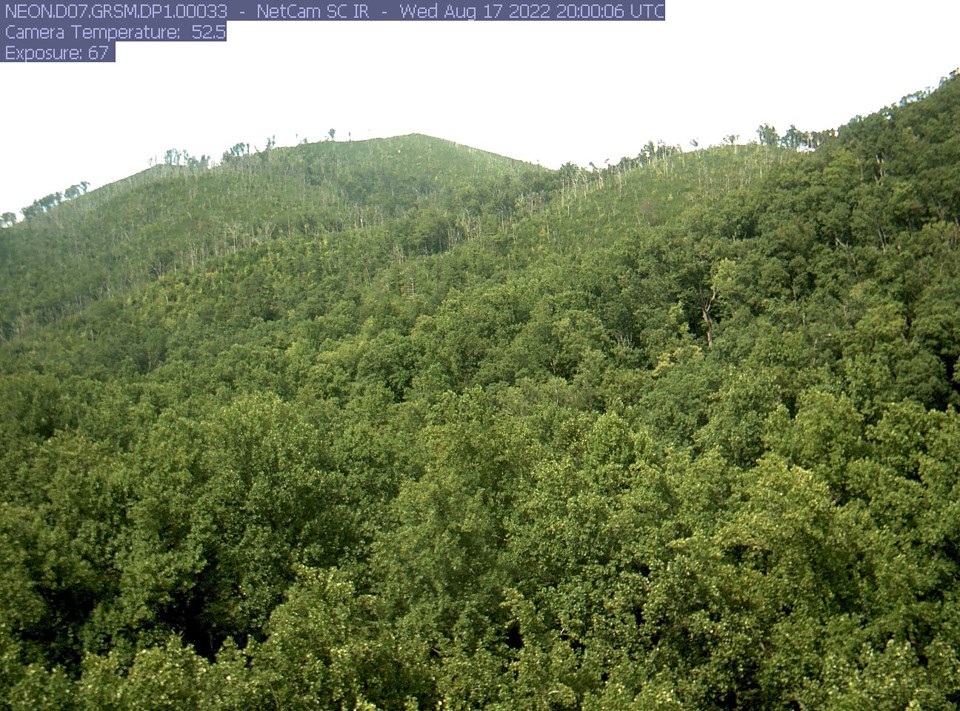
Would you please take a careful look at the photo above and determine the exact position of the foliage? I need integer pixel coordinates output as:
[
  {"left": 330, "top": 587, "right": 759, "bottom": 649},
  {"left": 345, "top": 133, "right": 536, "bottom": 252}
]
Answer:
[{"left": 2, "top": 75, "right": 960, "bottom": 707}]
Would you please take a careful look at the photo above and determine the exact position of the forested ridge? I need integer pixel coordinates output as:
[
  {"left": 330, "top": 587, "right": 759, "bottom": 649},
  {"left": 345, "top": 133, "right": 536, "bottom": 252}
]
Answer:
[{"left": 2, "top": 75, "right": 960, "bottom": 709}]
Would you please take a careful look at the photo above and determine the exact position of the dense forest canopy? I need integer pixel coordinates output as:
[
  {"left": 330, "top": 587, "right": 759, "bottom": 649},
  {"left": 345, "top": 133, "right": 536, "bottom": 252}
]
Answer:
[{"left": 2, "top": 73, "right": 960, "bottom": 709}]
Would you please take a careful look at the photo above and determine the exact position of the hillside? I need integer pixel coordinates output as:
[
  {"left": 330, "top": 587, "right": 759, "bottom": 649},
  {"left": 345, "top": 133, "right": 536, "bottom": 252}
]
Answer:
[
  {"left": 0, "top": 135, "right": 547, "bottom": 341},
  {"left": 2, "top": 76, "right": 960, "bottom": 708}
]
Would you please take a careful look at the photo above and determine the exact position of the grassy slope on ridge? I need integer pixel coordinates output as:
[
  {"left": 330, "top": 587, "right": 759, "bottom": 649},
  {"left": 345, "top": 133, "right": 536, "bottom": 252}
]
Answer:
[{"left": 0, "top": 134, "right": 546, "bottom": 341}]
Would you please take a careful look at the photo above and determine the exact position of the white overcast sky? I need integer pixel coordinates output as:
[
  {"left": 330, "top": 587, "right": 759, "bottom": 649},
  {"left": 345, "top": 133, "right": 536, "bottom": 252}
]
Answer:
[{"left": 2, "top": 0, "right": 959, "bottom": 218}]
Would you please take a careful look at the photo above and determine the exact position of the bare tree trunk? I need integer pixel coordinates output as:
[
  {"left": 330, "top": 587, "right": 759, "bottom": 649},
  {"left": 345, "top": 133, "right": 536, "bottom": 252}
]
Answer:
[{"left": 701, "top": 289, "right": 718, "bottom": 349}]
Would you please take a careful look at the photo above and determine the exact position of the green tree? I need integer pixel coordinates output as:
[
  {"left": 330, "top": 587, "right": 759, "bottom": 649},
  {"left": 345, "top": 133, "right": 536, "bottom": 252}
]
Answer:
[{"left": 756, "top": 124, "right": 779, "bottom": 147}]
